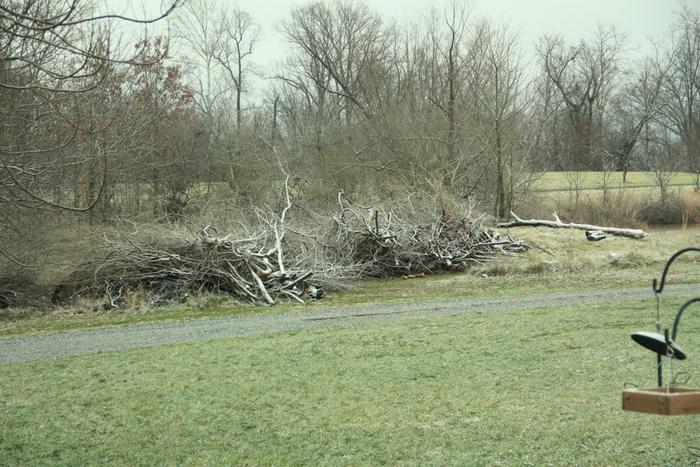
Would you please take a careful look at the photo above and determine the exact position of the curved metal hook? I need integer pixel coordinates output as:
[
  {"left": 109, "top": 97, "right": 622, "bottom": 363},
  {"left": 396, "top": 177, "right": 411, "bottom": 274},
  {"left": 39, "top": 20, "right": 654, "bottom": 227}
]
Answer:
[
  {"left": 672, "top": 296, "right": 700, "bottom": 342},
  {"left": 653, "top": 248, "right": 700, "bottom": 294}
]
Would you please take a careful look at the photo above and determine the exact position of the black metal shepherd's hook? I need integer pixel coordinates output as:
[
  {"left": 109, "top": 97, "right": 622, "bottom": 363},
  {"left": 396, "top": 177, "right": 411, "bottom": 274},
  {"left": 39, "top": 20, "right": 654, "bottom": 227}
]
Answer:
[
  {"left": 654, "top": 248, "right": 700, "bottom": 386},
  {"left": 631, "top": 248, "right": 700, "bottom": 387},
  {"left": 652, "top": 247, "right": 700, "bottom": 294},
  {"left": 672, "top": 297, "right": 700, "bottom": 342}
]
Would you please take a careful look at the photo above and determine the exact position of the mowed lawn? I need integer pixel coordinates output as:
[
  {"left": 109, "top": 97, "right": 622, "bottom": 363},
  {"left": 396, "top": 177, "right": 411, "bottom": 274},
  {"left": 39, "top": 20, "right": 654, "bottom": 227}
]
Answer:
[
  {"left": 2, "top": 297, "right": 699, "bottom": 465},
  {"left": 531, "top": 171, "right": 698, "bottom": 192}
]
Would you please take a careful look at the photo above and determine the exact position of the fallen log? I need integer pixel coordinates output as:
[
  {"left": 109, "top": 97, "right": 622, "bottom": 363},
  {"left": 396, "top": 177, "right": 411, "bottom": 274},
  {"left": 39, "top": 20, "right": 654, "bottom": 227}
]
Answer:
[{"left": 497, "top": 212, "right": 645, "bottom": 239}]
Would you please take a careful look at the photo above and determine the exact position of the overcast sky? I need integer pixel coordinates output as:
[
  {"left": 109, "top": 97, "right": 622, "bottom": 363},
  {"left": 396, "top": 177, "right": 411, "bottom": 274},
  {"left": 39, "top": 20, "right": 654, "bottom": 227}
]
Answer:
[
  {"left": 238, "top": 0, "right": 689, "bottom": 64},
  {"left": 123, "top": 0, "right": 696, "bottom": 97},
  {"left": 129, "top": 0, "right": 696, "bottom": 66}
]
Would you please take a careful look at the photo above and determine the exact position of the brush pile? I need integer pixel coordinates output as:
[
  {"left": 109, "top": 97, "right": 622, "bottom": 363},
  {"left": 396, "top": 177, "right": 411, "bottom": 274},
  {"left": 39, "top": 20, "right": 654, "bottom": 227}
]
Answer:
[
  {"left": 51, "top": 187, "right": 528, "bottom": 308},
  {"left": 52, "top": 226, "right": 320, "bottom": 307},
  {"left": 53, "top": 177, "right": 320, "bottom": 307},
  {"left": 328, "top": 192, "right": 527, "bottom": 278},
  {"left": 53, "top": 228, "right": 320, "bottom": 307}
]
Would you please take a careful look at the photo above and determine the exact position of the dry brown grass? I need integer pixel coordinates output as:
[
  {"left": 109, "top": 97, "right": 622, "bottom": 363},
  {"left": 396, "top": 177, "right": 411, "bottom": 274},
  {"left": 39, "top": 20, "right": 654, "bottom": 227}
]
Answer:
[
  {"left": 556, "top": 191, "right": 646, "bottom": 228},
  {"left": 498, "top": 224, "right": 699, "bottom": 276},
  {"left": 636, "top": 189, "right": 700, "bottom": 226},
  {"left": 518, "top": 186, "right": 700, "bottom": 230}
]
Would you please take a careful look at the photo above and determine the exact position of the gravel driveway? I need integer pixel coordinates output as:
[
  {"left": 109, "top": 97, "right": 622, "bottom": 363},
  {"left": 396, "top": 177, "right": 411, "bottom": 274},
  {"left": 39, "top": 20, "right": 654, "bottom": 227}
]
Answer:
[{"left": 1, "top": 284, "right": 698, "bottom": 364}]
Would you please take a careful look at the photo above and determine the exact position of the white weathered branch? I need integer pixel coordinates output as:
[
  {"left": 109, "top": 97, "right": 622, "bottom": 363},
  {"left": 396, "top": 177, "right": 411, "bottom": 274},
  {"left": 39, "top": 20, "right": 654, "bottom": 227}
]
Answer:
[{"left": 497, "top": 212, "right": 645, "bottom": 239}]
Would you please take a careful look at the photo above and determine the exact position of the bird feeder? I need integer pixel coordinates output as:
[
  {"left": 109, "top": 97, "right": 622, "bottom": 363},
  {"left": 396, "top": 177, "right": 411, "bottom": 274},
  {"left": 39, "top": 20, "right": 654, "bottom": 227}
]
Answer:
[{"left": 622, "top": 248, "right": 700, "bottom": 416}]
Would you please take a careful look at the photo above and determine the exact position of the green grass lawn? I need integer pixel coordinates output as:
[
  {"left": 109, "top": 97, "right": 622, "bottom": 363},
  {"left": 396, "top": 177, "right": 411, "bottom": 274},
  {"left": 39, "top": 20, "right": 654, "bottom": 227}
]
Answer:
[
  {"left": 531, "top": 171, "right": 698, "bottom": 192},
  {"left": 2, "top": 296, "right": 700, "bottom": 465}
]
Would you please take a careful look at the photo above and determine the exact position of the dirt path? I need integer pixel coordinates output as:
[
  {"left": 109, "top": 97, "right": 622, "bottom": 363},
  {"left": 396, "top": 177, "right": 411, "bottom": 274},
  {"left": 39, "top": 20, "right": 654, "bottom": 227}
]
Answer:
[{"left": 1, "top": 284, "right": 698, "bottom": 364}]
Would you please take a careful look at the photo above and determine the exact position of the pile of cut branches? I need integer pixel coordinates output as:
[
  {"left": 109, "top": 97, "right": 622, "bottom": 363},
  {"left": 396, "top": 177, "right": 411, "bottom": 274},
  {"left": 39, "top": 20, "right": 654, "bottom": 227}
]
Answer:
[
  {"left": 51, "top": 186, "right": 528, "bottom": 308},
  {"left": 53, "top": 178, "right": 321, "bottom": 307},
  {"left": 52, "top": 227, "right": 319, "bottom": 307},
  {"left": 328, "top": 192, "right": 527, "bottom": 278}
]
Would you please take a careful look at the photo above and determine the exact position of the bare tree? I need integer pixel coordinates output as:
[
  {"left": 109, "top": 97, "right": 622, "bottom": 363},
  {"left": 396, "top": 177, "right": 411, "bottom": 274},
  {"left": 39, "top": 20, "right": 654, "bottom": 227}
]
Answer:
[
  {"left": 605, "top": 57, "right": 667, "bottom": 182},
  {"left": 657, "top": 6, "right": 700, "bottom": 187},
  {"left": 175, "top": 0, "right": 261, "bottom": 196},
  {"left": 279, "top": 0, "right": 395, "bottom": 194},
  {"left": 0, "top": 0, "right": 179, "bottom": 262},
  {"left": 642, "top": 129, "right": 683, "bottom": 200},
  {"left": 174, "top": 0, "right": 223, "bottom": 120},
  {"left": 466, "top": 20, "right": 533, "bottom": 219},
  {"left": 538, "top": 25, "right": 626, "bottom": 170},
  {"left": 282, "top": 0, "right": 388, "bottom": 123},
  {"left": 433, "top": 1, "right": 471, "bottom": 163},
  {"left": 212, "top": 7, "right": 260, "bottom": 132}
]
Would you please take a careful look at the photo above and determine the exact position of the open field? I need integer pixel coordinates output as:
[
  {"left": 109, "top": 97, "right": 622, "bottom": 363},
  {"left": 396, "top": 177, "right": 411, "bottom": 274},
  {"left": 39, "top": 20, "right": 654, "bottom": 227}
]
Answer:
[
  {"left": 1, "top": 295, "right": 700, "bottom": 465},
  {"left": 520, "top": 171, "right": 700, "bottom": 227},
  {"left": 531, "top": 171, "right": 698, "bottom": 192}
]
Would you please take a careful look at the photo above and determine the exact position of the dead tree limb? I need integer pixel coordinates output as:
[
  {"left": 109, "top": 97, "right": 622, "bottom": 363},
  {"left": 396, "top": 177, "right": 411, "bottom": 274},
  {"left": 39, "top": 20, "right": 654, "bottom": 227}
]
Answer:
[{"left": 497, "top": 212, "right": 645, "bottom": 239}]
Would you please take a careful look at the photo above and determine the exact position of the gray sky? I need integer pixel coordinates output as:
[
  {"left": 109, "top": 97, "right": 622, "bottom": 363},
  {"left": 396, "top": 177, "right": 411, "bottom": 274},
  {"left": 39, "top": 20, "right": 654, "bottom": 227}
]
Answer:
[
  {"left": 129, "top": 0, "right": 694, "bottom": 66},
  {"left": 225, "top": 0, "right": 689, "bottom": 66},
  {"left": 123, "top": 0, "right": 695, "bottom": 98}
]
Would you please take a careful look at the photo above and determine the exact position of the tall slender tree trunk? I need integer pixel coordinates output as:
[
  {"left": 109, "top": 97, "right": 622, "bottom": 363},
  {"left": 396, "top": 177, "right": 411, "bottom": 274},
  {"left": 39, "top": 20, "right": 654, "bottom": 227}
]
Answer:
[
  {"left": 494, "top": 125, "right": 506, "bottom": 219},
  {"left": 236, "top": 59, "right": 242, "bottom": 131},
  {"left": 447, "top": 42, "right": 456, "bottom": 163},
  {"left": 271, "top": 96, "right": 279, "bottom": 149}
]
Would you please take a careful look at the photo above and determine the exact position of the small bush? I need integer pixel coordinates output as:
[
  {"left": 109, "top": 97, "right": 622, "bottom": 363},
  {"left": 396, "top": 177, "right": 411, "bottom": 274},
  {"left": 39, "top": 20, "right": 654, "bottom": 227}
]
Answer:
[
  {"left": 53, "top": 297, "right": 106, "bottom": 316},
  {"left": 681, "top": 190, "right": 700, "bottom": 225},
  {"left": 478, "top": 259, "right": 554, "bottom": 277},
  {"left": 121, "top": 288, "right": 155, "bottom": 312},
  {"left": 524, "top": 260, "right": 556, "bottom": 275},
  {"left": 637, "top": 191, "right": 700, "bottom": 225},
  {"left": 482, "top": 261, "right": 510, "bottom": 276}
]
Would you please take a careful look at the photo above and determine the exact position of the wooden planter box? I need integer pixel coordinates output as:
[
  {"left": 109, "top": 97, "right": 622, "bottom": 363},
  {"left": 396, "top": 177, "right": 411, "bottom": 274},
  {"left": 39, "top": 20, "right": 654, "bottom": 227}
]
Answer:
[{"left": 623, "top": 387, "right": 700, "bottom": 415}]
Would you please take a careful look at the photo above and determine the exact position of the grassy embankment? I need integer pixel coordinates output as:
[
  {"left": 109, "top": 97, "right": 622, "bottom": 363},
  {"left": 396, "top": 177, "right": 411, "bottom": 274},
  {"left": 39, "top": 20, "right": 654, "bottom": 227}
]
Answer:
[{"left": 1, "top": 294, "right": 700, "bottom": 464}]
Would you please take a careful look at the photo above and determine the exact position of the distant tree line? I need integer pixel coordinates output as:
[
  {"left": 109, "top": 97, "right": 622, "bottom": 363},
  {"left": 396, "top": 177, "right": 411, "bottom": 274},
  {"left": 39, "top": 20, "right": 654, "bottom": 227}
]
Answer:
[{"left": 1, "top": 0, "right": 699, "bottom": 262}]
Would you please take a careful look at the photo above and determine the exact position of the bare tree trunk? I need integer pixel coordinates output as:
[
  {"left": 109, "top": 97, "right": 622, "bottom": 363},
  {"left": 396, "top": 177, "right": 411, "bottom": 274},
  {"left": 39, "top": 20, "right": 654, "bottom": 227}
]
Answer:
[
  {"left": 495, "top": 126, "right": 506, "bottom": 219},
  {"left": 447, "top": 37, "right": 457, "bottom": 162},
  {"left": 498, "top": 212, "right": 646, "bottom": 239},
  {"left": 236, "top": 56, "right": 242, "bottom": 131},
  {"left": 271, "top": 95, "right": 279, "bottom": 148}
]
